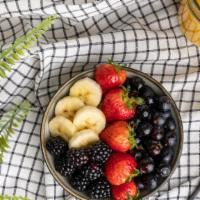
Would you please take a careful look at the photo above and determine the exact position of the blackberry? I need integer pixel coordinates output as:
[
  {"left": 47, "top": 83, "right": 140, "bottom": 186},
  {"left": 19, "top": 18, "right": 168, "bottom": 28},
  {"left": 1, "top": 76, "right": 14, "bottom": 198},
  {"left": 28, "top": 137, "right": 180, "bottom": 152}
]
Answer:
[
  {"left": 54, "top": 156, "right": 75, "bottom": 177},
  {"left": 80, "top": 162, "right": 103, "bottom": 181},
  {"left": 88, "top": 142, "right": 112, "bottom": 164},
  {"left": 70, "top": 173, "right": 89, "bottom": 192},
  {"left": 67, "top": 149, "right": 89, "bottom": 168},
  {"left": 87, "top": 178, "right": 111, "bottom": 199},
  {"left": 46, "top": 136, "right": 68, "bottom": 157}
]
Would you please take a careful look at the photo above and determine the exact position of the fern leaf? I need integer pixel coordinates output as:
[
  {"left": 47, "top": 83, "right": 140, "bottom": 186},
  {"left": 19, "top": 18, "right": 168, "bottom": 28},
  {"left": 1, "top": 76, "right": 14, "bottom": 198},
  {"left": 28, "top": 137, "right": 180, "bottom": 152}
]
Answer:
[
  {"left": 0, "top": 101, "right": 31, "bottom": 164},
  {"left": 0, "top": 15, "right": 58, "bottom": 78}
]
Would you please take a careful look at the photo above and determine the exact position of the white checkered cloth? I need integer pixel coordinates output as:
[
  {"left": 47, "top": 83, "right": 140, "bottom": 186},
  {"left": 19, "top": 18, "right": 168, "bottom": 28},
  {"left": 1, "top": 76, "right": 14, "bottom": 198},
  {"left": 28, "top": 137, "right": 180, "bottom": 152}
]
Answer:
[{"left": 0, "top": 0, "right": 200, "bottom": 199}]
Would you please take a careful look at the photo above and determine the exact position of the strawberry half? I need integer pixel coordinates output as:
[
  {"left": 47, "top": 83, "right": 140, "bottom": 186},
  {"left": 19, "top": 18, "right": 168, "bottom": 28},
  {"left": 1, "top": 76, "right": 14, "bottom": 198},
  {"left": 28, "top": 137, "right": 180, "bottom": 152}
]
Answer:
[
  {"left": 104, "top": 152, "right": 138, "bottom": 185},
  {"left": 100, "top": 121, "right": 136, "bottom": 152},
  {"left": 112, "top": 181, "right": 141, "bottom": 200},
  {"left": 101, "top": 88, "right": 143, "bottom": 122},
  {"left": 95, "top": 60, "right": 126, "bottom": 93}
]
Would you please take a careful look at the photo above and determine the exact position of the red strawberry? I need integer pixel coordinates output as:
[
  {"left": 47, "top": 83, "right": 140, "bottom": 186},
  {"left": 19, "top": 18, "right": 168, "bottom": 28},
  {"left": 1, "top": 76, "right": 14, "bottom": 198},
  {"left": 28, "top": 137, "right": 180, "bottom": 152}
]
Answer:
[
  {"left": 95, "top": 61, "right": 126, "bottom": 93},
  {"left": 112, "top": 181, "right": 140, "bottom": 200},
  {"left": 101, "top": 88, "right": 139, "bottom": 121},
  {"left": 100, "top": 121, "right": 136, "bottom": 152},
  {"left": 104, "top": 152, "right": 138, "bottom": 185}
]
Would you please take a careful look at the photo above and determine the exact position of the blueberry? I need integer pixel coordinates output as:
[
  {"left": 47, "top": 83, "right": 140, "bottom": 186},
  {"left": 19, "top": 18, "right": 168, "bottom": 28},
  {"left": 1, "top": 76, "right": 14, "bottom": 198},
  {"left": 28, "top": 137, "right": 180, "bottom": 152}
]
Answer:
[
  {"left": 161, "top": 111, "right": 171, "bottom": 119},
  {"left": 157, "top": 164, "right": 171, "bottom": 178},
  {"left": 135, "top": 137, "right": 142, "bottom": 145},
  {"left": 163, "top": 131, "right": 177, "bottom": 147},
  {"left": 136, "top": 122, "right": 153, "bottom": 138},
  {"left": 131, "top": 148, "right": 148, "bottom": 162},
  {"left": 123, "top": 78, "right": 132, "bottom": 91},
  {"left": 153, "top": 112, "right": 166, "bottom": 126},
  {"left": 137, "top": 105, "right": 151, "bottom": 120},
  {"left": 159, "top": 147, "right": 174, "bottom": 164},
  {"left": 145, "top": 96, "right": 156, "bottom": 106},
  {"left": 147, "top": 141, "right": 163, "bottom": 157},
  {"left": 139, "top": 86, "right": 155, "bottom": 98},
  {"left": 158, "top": 96, "right": 171, "bottom": 112},
  {"left": 164, "top": 118, "right": 176, "bottom": 131},
  {"left": 134, "top": 176, "right": 146, "bottom": 191},
  {"left": 139, "top": 157, "right": 154, "bottom": 174},
  {"left": 130, "top": 76, "right": 145, "bottom": 91},
  {"left": 142, "top": 174, "right": 158, "bottom": 190},
  {"left": 151, "top": 127, "right": 164, "bottom": 141}
]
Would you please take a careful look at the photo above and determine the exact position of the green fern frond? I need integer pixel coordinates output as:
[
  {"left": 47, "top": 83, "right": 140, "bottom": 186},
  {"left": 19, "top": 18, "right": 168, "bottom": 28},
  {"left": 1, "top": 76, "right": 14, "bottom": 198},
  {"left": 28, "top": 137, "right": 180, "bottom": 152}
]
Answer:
[
  {"left": 0, "top": 101, "right": 31, "bottom": 164},
  {"left": 0, "top": 15, "right": 58, "bottom": 78},
  {"left": 0, "top": 194, "right": 30, "bottom": 200}
]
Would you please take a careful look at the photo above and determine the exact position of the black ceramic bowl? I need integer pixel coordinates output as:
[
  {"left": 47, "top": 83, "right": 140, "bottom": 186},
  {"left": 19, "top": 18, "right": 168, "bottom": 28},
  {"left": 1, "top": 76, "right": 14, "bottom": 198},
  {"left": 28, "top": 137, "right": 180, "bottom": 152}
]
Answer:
[{"left": 40, "top": 67, "right": 183, "bottom": 199}]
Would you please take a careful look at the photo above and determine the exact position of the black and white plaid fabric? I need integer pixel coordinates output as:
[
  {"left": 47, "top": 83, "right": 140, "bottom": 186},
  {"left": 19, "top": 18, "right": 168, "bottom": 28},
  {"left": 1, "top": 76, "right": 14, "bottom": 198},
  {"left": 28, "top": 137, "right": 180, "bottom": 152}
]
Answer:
[{"left": 0, "top": 0, "right": 200, "bottom": 199}]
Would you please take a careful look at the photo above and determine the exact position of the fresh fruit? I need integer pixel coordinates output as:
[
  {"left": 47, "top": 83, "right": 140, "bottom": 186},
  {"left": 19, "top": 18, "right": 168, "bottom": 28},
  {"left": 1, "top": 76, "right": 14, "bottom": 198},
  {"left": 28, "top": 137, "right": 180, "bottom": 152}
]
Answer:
[
  {"left": 161, "top": 111, "right": 171, "bottom": 119},
  {"left": 105, "top": 152, "right": 138, "bottom": 185},
  {"left": 46, "top": 136, "right": 68, "bottom": 157},
  {"left": 151, "top": 127, "right": 164, "bottom": 141},
  {"left": 101, "top": 88, "right": 139, "bottom": 121},
  {"left": 159, "top": 147, "right": 173, "bottom": 164},
  {"left": 95, "top": 62, "right": 126, "bottom": 92},
  {"left": 55, "top": 96, "right": 84, "bottom": 120},
  {"left": 87, "top": 178, "right": 111, "bottom": 199},
  {"left": 152, "top": 112, "right": 166, "bottom": 126},
  {"left": 136, "top": 122, "right": 153, "bottom": 138},
  {"left": 69, "top": 77, "right": 102, "bottom": 107},
  {"left": 139, "top": 86, "right": 154, "bottom": 98},
  {"left": 130, "top": 148, "right": 148, "bottom": 162},
  {"left": 138, "top": 157, "right": 154, "bottom": 174},
  {"left": 80, "top": 162, "right": 103, "bottom": 181},
  {"left": 134, "top": 176, "right": 145, "bottom": 191},
  {"left": 147, "top": 141, "right": 163, "bottom": 157},
  {"left": 128, "top": 76, "right": 145, "bottom": 91},
  {"left": 100, "top": 121, "right": 136, "bottom": 152},
  {"left": 137, "top": 105, "right": 151, "bottom": 120},
  {"left": 145, "top": 96, "right": 156, "bottom": 105},
  {"left": 158, "top": 96, "right": 171, "bottom": 111},
  {"left": 54, "top": 156, "right": 75, "bottom": 177},
  {"left": 88, "top": 141, "right": 112, "bottom": 164},
  {"left": 164, "top": 117, "right": 176, "bottom": 131},
  {"left": 69, "top": 129, "right": 99, "bottom": 149},
  {"left": 142, "top": 174, "right": 158, "bottom": 190},
  {"left": 73, "top": 106, "right": 106, "bottom": 134},
  {"left": 163, "top": 131, "right": 177, "bottom": 147},
  {"left": 49, "top": 116, "right": 76, "bottom": 141},
  {"left": 157, "top": 164, "right": 171, "bottom": 178},
  {"left": 112, "top": 181, "right": 139, "bottom": 200},
  {"left": 66, "top": 149, "right": 89, "bottom": 168},
  {"left": 70, "top": 173, "right": 90, "bottom": 192}
]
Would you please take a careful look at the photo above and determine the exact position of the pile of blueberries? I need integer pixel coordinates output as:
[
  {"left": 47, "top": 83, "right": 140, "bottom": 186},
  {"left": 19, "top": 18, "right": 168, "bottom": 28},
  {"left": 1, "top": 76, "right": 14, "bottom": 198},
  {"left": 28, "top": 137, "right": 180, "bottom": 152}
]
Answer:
[{"left": 124, "top": 76, "right": 178, "bottom": 195}]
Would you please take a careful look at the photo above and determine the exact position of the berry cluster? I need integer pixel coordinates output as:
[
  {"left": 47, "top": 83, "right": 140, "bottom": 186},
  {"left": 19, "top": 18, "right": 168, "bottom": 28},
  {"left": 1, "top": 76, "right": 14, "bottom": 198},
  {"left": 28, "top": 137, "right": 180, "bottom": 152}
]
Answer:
[
  {"left": 125, "top": 77, "right": 177, "bottom": 195},
  {"left": 46, "top": 138, "right": 112, "bottom": 199}
]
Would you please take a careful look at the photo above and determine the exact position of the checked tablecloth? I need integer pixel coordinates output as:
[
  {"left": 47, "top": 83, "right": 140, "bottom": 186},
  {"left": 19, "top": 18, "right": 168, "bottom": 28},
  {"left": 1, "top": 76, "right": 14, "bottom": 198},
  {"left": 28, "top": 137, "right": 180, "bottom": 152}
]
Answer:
[{"left": 0, "top": 0, "right": 200, "bottom": 199}]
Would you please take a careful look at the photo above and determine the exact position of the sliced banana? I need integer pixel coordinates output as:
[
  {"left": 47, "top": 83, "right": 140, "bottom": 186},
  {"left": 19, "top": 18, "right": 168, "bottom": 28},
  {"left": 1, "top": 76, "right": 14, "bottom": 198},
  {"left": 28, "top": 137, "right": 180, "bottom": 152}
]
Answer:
[
  {"left": 69, "top": 129, "right": 99, "bottom": 149},
  {"left": 73, "top": 106, "right": 106, "bottom": 134},
  {"left": 69, "top": 77, "right": 102, "bottom": 107},
  {"left": 49, "top": 116, "right": 76, "bottom": 141},
  {"left": 55, "top": 96, "right": 84, "bottom": 120}
]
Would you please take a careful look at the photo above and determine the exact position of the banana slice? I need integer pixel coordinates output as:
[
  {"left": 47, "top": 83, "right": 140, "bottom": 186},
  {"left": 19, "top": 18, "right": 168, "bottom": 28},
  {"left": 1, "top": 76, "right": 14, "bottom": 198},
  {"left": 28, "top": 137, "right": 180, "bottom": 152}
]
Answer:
[
  {"left": 55, "top": 96, "right": 84, "bottom": 120},
  {"left": 69, "top": 77, "right": 102, "bottom": 107},
  {"left": 49, "top": 116, "right": 76, "bottom": 141},
  {"left": 69, "top": 129, "right": 99, "bottom": 149},
  {"left": 73, "top": 106, "right": 106, "bottom": 134}
]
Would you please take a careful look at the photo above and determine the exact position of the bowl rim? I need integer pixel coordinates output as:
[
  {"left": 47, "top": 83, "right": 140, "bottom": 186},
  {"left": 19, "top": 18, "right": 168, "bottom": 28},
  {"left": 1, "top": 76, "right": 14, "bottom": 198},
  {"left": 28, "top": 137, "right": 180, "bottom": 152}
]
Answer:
[{"left": 40, "top": 67, "right": 183, "bottom": 200}]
